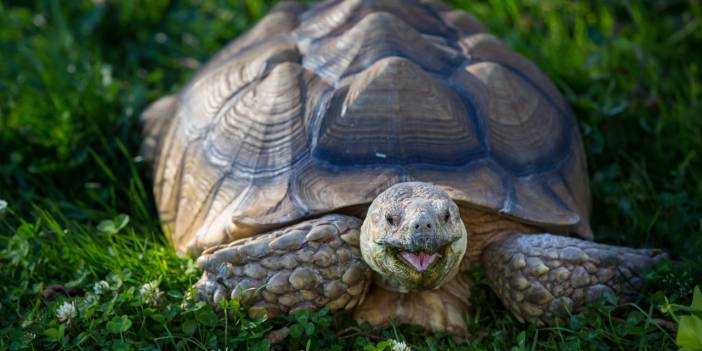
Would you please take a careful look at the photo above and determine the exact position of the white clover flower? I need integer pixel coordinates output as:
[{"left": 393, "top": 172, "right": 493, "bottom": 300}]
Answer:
[
  {"left": 390, "top": 340, "right": 412, "bottom": 351},
  {"left": 32, "top": 14, "right": 46, "bottom": 27},
  {"left": 56, "top": 301, "right": 77, "bottom": 323},
  {"left": 180, "top": 289, "right": 195, "bottom": 309},
  {"left": 139, "top": 281, "right": 164, "bottom": 306},
  {"left": 101, "top": 64, "right": 112, "bottom": 86},
  {"left": 93, "top": 280, "right": 110, "bottom": 295}
]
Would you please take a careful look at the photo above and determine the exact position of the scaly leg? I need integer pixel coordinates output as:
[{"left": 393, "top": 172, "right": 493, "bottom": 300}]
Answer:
[
  {"left": 482, "top": 233, "right": 667, "bottom": 324},
  {"left": 195, "top": 214, "right": 372, "bottom": 318}
]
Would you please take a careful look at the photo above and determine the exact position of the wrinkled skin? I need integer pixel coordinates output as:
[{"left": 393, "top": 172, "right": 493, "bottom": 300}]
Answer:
[{"left": 360, "top": 182, "right": 468, "bottom": 293}]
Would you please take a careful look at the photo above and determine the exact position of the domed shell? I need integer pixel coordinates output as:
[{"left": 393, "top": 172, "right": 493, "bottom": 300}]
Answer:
[{"left": 142, "top": 0, "right": 591, "bottom": 256}]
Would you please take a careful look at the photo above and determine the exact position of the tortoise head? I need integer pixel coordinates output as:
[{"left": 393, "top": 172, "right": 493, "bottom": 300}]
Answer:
[{"left": 360, "top": 182, "right": 467, "bottom": 293}]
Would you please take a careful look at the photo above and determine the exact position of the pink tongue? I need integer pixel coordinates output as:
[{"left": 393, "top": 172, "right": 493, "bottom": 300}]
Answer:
[{"left": 400, "top": 252, "right": 436, "bottom": 272}]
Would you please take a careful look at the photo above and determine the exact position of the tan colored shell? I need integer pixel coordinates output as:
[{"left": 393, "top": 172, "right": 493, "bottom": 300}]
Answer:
[{"left": 142, "top": 0, "right": 591, "bottom": 256}]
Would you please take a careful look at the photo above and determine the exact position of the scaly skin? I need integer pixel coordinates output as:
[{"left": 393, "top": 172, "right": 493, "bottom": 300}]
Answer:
[
  {"left": 482, "top": 233, "right": 668, "bottom": 324},
  {"left": 195, "top": 215, "right": 371, "bottom": 318}
]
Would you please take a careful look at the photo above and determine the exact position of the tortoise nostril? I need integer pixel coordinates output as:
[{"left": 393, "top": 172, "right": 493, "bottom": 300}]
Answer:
[{"left": 413, "top": 222, "right": 433, "bottom": 230}]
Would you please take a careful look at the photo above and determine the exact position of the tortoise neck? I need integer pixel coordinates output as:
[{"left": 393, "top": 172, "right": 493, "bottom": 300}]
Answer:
[{"left": 458, "top": 206, "right": 540, "bottom": 270}]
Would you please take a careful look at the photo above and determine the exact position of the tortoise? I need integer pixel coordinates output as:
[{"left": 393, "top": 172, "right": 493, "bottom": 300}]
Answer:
[{"left": 141, "top": 0, "right": 667, "bottom": 335}]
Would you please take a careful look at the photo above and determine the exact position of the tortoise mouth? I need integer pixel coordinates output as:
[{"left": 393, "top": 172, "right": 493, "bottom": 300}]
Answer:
[
  {"left": 398, "top": 251, "right": 437, "bottom": 272},
  {"left": 368, "top": 233, "right": 466, "bottom": 292},
  {"left": 384, "top": 243, "right": 452, "bottom": 275}
]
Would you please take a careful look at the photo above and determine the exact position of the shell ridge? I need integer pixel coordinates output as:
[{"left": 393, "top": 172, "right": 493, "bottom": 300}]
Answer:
[
  {"left": 185, "top": 174, "right": 229, "bottom": 244},
  {"left": 540, "top": 177, "right": 578, "bottom": 218},
  {"left": 171, "top": 140, "right": 199, "bottom": 240},
  {"left": 202, "top": 81, "right": 258, "bottom": 167},
  {"left": 463, "top": 59, "right": 576, "bottom": 176},
  {"left": 189, "top": 36, "right": 296, "bottom": 94},
  {"left": 480, "top": 59, "right": 571, "bottom": 118},
  {"left": 154, "top": 108, "right": 185, "bottom": 209},
  {"left": 308, "top": 85, "right": 337, "bottom": 156},
  {"left": 229, "top": 64, "right": 310, "bottom": 178},
  {"left": 447, "top": 57, "right": 491, "bottom": 156},
  {"left": 301, "top": 11, "right": 461, "bottom": 82},
  {"left": 189, "top": 180, "right": 256, "bottom": 253},
  {"left": 254, "top": 64, "right": 307, "bottom": 179}
]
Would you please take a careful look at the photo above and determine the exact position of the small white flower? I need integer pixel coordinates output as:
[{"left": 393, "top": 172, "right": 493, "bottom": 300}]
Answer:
[
  {"left": 0, "top": 199, "right": 7, "bottom": 215},
  {"left": 155, "top": 32, "right": 168, "bottom": 44},
  {"left": 101, "top": 65, "right": 113, "bottom": 86},
  {"left": 139, "top": 281, "right": 164, "bottom": 306},
  {"left": 32, "top": 14, "right": 46, "bottom": 27},
  {"left": 390, "top": 339, "right": 412, "bottom": 351},
  {"left": 93, "top": 280, "right": 110, "bottom": 295},
  {"left": 180, "top": 290, "right": 195, "bottom": 309},
  {"left": 84, "top": 182, "right": 101, "bottom": 189},
  {"left": 56, "top": 301, "right": 77, "bottom": 323}
]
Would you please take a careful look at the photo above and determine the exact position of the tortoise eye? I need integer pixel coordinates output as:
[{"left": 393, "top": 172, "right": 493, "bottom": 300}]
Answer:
[
  {"left": 443, "top": 211, "right": 451, "bottom": 222},
  {"left": 386, "top": 214, "right": 396, "bottom": 226}
]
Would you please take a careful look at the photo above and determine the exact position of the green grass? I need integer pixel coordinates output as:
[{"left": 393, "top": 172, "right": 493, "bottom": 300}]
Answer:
[{"left": 1, "top": 0, "right": 701, "bottom": 349}]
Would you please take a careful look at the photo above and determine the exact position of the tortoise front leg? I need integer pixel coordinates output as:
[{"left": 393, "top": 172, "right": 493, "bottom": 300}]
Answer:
[
  {"left": 195, "top": 214, "right": 372, "bottom": 318},
  {"left": 481, "top": 234, "right": 667, "bottom": 324}
]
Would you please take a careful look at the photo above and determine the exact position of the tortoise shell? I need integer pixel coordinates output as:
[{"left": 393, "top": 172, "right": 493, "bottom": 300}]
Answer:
[{"left": 142, "top": 0, "right": 592, "bottom": 256}]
